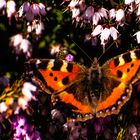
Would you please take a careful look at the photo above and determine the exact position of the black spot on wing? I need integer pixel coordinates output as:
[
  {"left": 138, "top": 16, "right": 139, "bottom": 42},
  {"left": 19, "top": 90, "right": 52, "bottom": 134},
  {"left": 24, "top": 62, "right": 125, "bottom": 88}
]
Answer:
[
  {"left": 131, "top": 63, "right": 134, "bottom": 67},
  {"left": 52, "top": 60, "right": 63, "bottom": 71},
  {"left": 114, "top": 57, "right": 120, "bottom": 67},
  {"left": 122, "top": 52, "right": 132, "bottom": 63},
  {"left": 134, "top": 50, "right": 140, "bottom": 59},
  {"left": 67, "top": 63, "right": 73, "bottom": 72},
  {"left": 54, "top": 77, "right": 58, "bottom": 81},
  {"left": 49, "top": 72, "right": 53, "bottom": 76},
  {"left": 127, "top": 68, "right": 130, "bottom": 72},
  {"left": 117, "top": 70, "right": 123, "bottom": 78},
  {"left": 62, "top": 76, "right": 69, "bottom": 85}
]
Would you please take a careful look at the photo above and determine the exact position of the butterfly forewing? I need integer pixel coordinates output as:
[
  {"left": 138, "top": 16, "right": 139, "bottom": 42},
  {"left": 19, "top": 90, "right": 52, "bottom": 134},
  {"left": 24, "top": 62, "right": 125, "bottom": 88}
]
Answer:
[{"left": 25, "top": 59, "right": 86, "bottom": 94}]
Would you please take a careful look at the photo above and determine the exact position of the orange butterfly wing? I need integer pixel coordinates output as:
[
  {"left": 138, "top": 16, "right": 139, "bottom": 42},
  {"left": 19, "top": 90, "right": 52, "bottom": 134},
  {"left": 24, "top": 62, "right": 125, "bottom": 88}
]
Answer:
[
  {"left": 96, "top": 49, "right": 140, "bottom": 117},
  {"left": 26, "top": 49, "right": 140, "bottom": 120},
  {"left": 26, "top": 59, "right": 93, "bottom": 120}
]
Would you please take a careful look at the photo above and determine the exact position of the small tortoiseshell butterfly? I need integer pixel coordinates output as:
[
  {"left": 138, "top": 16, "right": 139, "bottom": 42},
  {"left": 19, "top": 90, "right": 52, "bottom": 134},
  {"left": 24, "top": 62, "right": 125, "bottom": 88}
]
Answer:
[{"left": 25, "top": 49, "right": 140, "bottom": 121}]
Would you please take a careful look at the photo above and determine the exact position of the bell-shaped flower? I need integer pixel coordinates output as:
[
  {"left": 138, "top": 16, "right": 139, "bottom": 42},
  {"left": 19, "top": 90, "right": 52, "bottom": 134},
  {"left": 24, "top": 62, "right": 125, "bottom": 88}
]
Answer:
[
  {"left": 109, "top": 9, "right": 116, "bottom": 19},
  {"left": 18, "top": 2, "right": 30, "bottom": 17},
  {"left": 19, "top": 39, "right": 32, "bottom": 58},
  {"left": 110, "top": 27, "right": 119, "bottom": 40},
  {"left": 100, "top": 27, "right": 110, "bottom": 41},
  {"left": 98, "top": 8, "right": 108, "bottom": 19},
  {"left": 0, "top": 102, "right": 8, "bottom": 113},
  {"left": 68, "top": 0, "right": 79, "bottom": 10},
  {"left": 6, "top": 0, "right": 16, "bottom": 24},
  {"left": 136, "top": 3, "right": 140, "bottom": 16},
  {"left": 31, "top": 3, "right": 40, "bottom": 16},
  {"left": 84, "top": 6, "right": 94, "bottom": 20},
  {"left": 38, "top": 3, "right": 47, "bottom": 16},
  {"left": 0, "top": 0, "right": 6, "bottom": 10},
  {"left": 91, "top": 25, "right": 103, "bottom": 37},
  {"left": 72, "top": 8, "right": 80, "bottom": 18},
  {"left": 92, "top": 12, "right": 101, "bottom": 26},
  {"left": 116, "top": 9, "right": 125, "bottom": 26}
]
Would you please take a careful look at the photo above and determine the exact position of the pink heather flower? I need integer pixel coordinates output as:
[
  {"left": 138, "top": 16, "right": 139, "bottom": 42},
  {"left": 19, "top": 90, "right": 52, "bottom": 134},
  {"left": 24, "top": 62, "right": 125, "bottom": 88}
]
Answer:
[
  {"left": 26, "top": 7, "right": 34, "bottom": 21},
  {"left": 38, "top": 3, "right": 47, "bottom": 15},
  {"left": 100, "top": 27, "right": 110, "bottom": 41},
  {"left": 12, "top": 115, "right": 41, "bottom": 140},
  {"left": 0, "top": 102, "right": 8, "bottom": 113},
  {"left": 9, "top": 34, "right": 32, "bottom": 58},
  {"left": 6, "top": 0, "right": 16, "bottom": 24},
  {"left": 27, "top": 20, "right": 44, "bottom": 35},
  {"left": 125, "top": 0, "right": 135, "bottom": 4},
  {"left": 72, "top": 8, "right": 80, "bottom": 19},
  {"left": 110, "top": 27, "right": 119, "bottom": 40},
  {"left": 22, "top": 82, "right": 36, "bottom": 101},
  {"left": 68, "top": 0, "right": 79, "bottom": 10},
  {"left": 6, "top": 0, "right": 16, "bottom": 17},
  {"left": 136, "top": 4, "right": 140, "bottom": 16},
  {"left": 116, "top": 9, "right": 125, "bottom": 26},
  {"left": 109, "top": 9, "right": 116, "bottom": 19},
  {"left": 10, "top": 34, "right": 23, "bottom": 47},
  {"left": 31, "top": 4, "right": 40, "bottom": 16},
  {"left": 91, "top": 25, "right": 103, "bottom": 37},
  {"left": 126, "top": 124, "right": 138, "bottom": 139},
  {"left": 134, "top": 31, "right": 140, "bottom": 44},
  {"left": 18, "top": 2, "right": 30, "bottom": 17},
  {"left": 84, "top": 6, "right": 94, "bottom": 20},
  {"left": 128, "top": 3, "right": 134, "bottom": 12},
  {"left": 35, "top": 21, "right": 44, "bottom": 35},
  {"left": 100, "top": 27, "right": 110, "bottom": 46},
  {"left": 0, "top": 0, "right": 6, "bottom": 10},
  {"left": 19, "top": 39, "right": 32, "bottom": 58},
  {"left": 65, "top": 54, "right": 74, "bottom": 61},
  {"left": 92, "top": 12, "right": 101, "bottom": 26},
  {"left": 18, "top": 96, "right": 28, "bottom": 110},
  {"left": 98, "top": 8, "right": 108, "bottom": 19},
  {"left": 18, "top": 2, "right": 46, "bottom": 22}
]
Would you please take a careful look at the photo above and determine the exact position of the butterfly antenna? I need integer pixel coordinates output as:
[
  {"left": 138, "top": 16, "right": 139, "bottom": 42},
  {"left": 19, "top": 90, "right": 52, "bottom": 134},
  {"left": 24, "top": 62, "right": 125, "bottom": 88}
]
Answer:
[
  {"left": 71, "top": 38, "right": 94, "bottom": 63},
  {"left": 97, "top": 34, "right": 121, "bottom": 62}
]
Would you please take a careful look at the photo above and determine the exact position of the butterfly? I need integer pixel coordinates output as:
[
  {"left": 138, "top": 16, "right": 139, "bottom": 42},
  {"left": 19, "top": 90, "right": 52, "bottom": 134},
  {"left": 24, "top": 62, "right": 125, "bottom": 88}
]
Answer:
[{"left": 25, "top": 49, "right": 140, "bottom": 121}]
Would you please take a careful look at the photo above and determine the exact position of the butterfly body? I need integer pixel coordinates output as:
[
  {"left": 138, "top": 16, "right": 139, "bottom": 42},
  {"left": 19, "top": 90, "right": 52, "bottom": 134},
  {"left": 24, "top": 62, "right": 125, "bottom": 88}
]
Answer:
[{"left": 25, "top": 49, "right": 140, "bottom": 120}]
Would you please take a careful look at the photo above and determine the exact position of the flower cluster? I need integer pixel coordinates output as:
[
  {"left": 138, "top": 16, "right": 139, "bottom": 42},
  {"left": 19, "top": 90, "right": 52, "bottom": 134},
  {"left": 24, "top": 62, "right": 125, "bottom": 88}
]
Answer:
[
  {"left": 18, "top": 2, "right": 46, "bottom": 22},
  {"left": 0, "top": 0, "right": 16, "bottom": 24},
  {"left": 11, "top": 115, "right": 41, "bottom": 140},
  {"left": 65, "top": 0, "right": 140, "bottom": 50},
  {"left": 0, "top": 80, "right": 37, "bottom": 118},
  {"left": 0, "top": 1, "right": 47, "bottom": 59},
  {"left": 9, "top": 34, "right": 32, "bottom": 59},
  {"left": 17, "top": 2, "right": 46, "bottom": 36}
]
